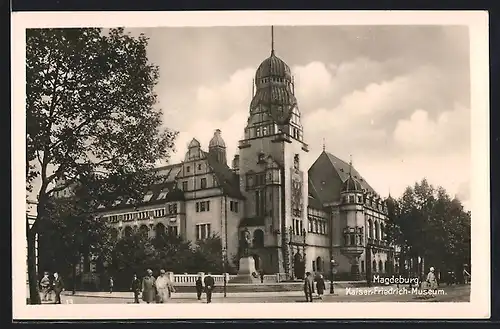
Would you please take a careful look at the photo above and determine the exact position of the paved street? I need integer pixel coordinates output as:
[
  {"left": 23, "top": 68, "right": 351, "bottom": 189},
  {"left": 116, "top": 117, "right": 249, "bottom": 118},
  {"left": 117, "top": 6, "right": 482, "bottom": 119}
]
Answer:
[{"left": 39, "top": 284, "right": 470, "bottom": 304}]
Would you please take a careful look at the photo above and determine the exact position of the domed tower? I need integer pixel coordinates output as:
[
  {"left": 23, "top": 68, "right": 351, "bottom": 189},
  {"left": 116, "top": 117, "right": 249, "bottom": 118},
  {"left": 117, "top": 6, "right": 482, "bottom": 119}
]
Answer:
[
  {"left": 244, "top": 26, "right": 304, "bottom": 143},
  {"left": 339, "top": 157, "right": 365, "bottom": 280},
  {"left": 237, "top": 27, "right": 309, "bottom": 277},
  {"left": 209, "top": 129, "right": 227, "bottom": 165}
]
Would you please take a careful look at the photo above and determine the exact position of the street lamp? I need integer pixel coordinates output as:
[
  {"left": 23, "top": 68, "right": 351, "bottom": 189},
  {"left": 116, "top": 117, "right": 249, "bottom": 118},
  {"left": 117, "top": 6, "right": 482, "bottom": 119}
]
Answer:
[
  {"left": 330, "top": 257, "right": 337, "bottom": 294},
  {"left": 288, "top": 226, "right": 294, "bottom": 279},
  {"left": 222, "top": 248, "right": 227, "bottom": 297},
  {"left": 302, "top": 228, "right": 307, "bottom": 276}
]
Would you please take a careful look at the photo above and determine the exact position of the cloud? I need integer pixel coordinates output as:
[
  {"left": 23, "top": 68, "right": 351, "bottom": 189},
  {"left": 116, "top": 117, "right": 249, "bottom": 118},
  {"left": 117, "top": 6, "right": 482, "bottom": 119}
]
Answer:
[
  {"left": 393, "top": 103, "right": 470, "bottom": 154},
  {"left": 159, "top": 57, "right": 470, "bottom": 211}
]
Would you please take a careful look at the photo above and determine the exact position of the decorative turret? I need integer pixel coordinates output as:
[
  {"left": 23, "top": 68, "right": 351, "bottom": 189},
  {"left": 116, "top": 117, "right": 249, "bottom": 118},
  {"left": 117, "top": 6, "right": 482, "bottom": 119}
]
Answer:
[
  {"left": 232, "top": 154, "right": 240, "bottom": 174},
  {"left": 208, "top": 129, "right": 227, "bottom": 165}
]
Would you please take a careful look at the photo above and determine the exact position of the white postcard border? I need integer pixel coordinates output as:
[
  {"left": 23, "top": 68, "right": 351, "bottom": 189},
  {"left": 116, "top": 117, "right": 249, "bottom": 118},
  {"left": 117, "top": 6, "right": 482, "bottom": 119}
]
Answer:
[{"left": 11, "top": 10, "right": 490, "bottom": 320}]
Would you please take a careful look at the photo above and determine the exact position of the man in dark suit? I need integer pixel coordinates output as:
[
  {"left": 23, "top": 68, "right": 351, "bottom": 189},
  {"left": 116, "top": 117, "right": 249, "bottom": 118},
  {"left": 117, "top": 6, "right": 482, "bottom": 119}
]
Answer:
[
  {"left": 195, "top": 274, "right": 204, "bottom": 300},
  {"left": 203, "top": 272, "right": 215, "bottom": 303},
  {"left": 303, "top": 272, "right": 314, "bottom": 302},
  {"left": 130, "top": 274, "right": 142, "bottom": 304},
  {"left": 52, "top": 272, "right": 64, "bottom": 304}
]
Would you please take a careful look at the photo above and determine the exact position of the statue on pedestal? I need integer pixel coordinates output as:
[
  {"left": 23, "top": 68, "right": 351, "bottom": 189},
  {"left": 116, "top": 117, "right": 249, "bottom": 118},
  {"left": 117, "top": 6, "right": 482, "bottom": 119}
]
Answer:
[{"left": 240, "top": 228, "right": 252, "bottom": 257}]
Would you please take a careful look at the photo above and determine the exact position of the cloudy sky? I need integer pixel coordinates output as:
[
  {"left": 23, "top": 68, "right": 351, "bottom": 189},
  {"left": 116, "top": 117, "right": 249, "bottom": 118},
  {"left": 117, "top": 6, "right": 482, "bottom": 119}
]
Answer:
[{"left": 128, "top": 25, "right": 471, "bottom": 207}]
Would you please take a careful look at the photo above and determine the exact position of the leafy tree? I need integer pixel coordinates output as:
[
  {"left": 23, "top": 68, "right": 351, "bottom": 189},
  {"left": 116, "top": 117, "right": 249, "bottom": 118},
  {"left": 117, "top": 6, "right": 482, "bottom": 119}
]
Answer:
[
  {"left": 39, "top": 181, "right": 116, "bottom": 294},
  {"left": 109, "top": 232, "right": 157, "bottom": 289},
  {"left": 191, "top": 235, "right": 233, "bottom": 274},
  {"left": 386, "top": 179, "right": 471, "bottom": 280},
  {"left": 26, "top": 28, "right": 177, "bottom": 304},
  {"left": 150, "top": 232, "right": 194, "bottom": 273}
]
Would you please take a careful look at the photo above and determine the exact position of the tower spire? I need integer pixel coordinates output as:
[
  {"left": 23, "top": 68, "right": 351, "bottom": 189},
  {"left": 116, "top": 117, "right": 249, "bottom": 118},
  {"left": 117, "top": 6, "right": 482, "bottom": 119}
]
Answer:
[
  {"left": 271, "top": 25, "right": 274, "bottom": 55},
  {"left": 349, "top": 154, "right": 353, "bottom": 176}
]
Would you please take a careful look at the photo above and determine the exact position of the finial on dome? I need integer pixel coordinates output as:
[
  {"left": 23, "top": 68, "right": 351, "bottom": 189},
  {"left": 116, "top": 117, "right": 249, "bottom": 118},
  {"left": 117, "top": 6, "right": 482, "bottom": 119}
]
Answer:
[
  {"left": 322, "top": 138, "right": 326, "bottom": 152},
  {"left": 349, "top": 154, "right": 353, "bottom": 176},
  {"left": 252, "top": 79, "right": 255, "bottom": 96},
  {"left": 271, "top": 25, "right": 275, "bottom": 55}
]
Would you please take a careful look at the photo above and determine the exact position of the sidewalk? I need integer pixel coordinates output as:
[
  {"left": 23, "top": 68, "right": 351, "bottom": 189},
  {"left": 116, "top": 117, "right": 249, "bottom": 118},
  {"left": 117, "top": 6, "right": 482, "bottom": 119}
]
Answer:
[{"left": 63, "top": 290, "right": 319, "bottom": 299}]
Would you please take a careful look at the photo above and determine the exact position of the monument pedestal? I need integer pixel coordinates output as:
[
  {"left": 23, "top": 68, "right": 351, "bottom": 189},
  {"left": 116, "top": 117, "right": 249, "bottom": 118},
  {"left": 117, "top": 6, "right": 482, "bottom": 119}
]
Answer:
[{"left": 229, "top": 256, "right": 260, "bottom": 283}]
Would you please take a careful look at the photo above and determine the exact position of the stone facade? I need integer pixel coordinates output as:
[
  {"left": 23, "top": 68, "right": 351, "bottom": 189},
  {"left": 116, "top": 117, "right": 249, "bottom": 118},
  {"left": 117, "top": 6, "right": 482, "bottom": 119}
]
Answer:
[{"left": 56, "top": 39, "right": 397, "bottom": 280}]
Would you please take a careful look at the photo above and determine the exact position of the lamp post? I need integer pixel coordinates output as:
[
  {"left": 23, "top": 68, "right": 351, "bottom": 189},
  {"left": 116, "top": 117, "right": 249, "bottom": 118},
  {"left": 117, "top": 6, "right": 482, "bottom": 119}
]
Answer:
[
  {"left": 289, "top": 225, "right": 294, "bottom": 279},
  {"left": 302, "top": 228, "right": 307, "bottom": 276},
  {"left": 222, "top": 248, "right": 227, "bottom": 297},
  {"left": 330, "top": 257, "right": 337, "bottom": 294}
]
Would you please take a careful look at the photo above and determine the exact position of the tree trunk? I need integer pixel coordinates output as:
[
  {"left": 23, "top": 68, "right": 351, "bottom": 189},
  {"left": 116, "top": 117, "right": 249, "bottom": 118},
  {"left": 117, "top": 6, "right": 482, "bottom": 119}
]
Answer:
[{"left": 27, "top": 231, "right": 41, "bottom": 304}]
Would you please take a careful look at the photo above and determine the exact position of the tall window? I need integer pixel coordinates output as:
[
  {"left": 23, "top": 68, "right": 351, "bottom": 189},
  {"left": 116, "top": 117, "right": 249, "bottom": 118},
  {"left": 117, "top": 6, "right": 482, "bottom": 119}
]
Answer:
[
  {"left": 230, "top": 201, "right": 239, "bottom": 213},
  {"left": 368, "top": 219, "right": 373, "bottom": 238},
  {"left": 182, "top": 181, "right": 188, "bottom": 191},
  {"left": 196, "top": 223, "right": 211, "bottom": 240},
  {"left": 200, "top": 178, "right": 207, "bottom": 189},
  {"left": 255, "top": 190, "right": 265, "bottom": 216}
]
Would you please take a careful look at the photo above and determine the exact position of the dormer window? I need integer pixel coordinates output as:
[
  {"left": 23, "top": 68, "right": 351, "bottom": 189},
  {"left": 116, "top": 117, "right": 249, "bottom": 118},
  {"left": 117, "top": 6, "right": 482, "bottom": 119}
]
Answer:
[{"left": 258, "top": 152, "right": 265, "bottom": 163}]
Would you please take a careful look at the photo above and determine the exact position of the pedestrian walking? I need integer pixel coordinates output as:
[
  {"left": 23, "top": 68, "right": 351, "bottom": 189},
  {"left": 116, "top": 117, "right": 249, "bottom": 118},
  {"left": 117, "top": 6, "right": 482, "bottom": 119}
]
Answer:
[
  {"left": 39, "top": 272, "right": 51, "bottom": 302},
  {"left": 155, "top": 269, "right": 175, "bottom": 303},
  {"left": 109, "top": 277, "right": 114, "bottom": 294},
  {"left": 316, "top": 274, "right": 326, "bottom": 300},
  {"left": 142, "top": 269, "right": 156, "bottom": 304},
  {"left": 131, "top": 274, "right": 141, "bottom": 304},
  {"left": 260, "top": 270, "right": 264, "bottom": 283},
  {"left": 195, "top": 274, "right": 204, "bottom": 300},
  {"left": 425, "top": 267, "right": 438, "bottom": 299},
  {"left": 303, "top": 272, "right": 314, "bottom": 302},
  {"left": 203, "top": 272, "right": 215, "bottom": 303},
  {"left": 52, "top": 272, "right": 64, "bottom": 304}
]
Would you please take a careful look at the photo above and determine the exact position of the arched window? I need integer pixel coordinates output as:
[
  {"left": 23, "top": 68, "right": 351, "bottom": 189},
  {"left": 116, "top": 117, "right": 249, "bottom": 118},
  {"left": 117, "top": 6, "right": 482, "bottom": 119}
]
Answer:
[
  {"left": 375, "top": 221, "right": 380, "bottom": 240},
  {"left": 124, "top": 226, "right": 133, "bottom": 238},
  {"left": 156, "top": 223, "right": 166, "bottom": 237},
  {"left": 253, "top": 229, "right": 264, "bottom": 248},
  {"left": 380, "top": 223, "right": 385, "bottom": 240},
  {"left": 379, "top": 260, "right": 384, "bottom": 273},
  {"left": 316, "top": 257, "right": 322, "bottom": 272},
  {"left": 368, "top": 219, "right": 373, "bottom": 238},
  {"left": 139, "top": 225, "right": 149, "bottom": 239},
  {"left": 372, "top": 260, "right": 377, "bottom": 273}
]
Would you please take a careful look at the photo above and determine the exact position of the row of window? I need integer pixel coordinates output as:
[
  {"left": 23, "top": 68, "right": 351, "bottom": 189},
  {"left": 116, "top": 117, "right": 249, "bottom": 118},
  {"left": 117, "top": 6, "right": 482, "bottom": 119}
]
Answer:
[
  {"left": 341, "top": 194, "right": 387, "bottom": 212},
  {"left": 367, "top": 218, "right": 385, "bottom": 240},
  {"left": 106, "top": 207, "right": 170, "bottom": 223},
  {"left": 292, "top": 218, "right": 304, "bottom": 236},
  {"left": 308, "top": 217, "right": 328, "bottom": 235},
  {"left": 247, "top": 172, "right": 267, "bottom": 188},
  {"left": 185, "top": 163, "right": 204, "bottom": 174},
  {"left": 195, "top": 201, "right": 211, "bottom": 212}
]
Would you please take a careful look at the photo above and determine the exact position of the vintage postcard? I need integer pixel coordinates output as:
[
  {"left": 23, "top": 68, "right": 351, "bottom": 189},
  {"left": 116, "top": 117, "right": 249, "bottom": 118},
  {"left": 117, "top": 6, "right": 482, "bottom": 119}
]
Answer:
[{"left": 12, "top": 10, "right": 490, "bottom": 320}]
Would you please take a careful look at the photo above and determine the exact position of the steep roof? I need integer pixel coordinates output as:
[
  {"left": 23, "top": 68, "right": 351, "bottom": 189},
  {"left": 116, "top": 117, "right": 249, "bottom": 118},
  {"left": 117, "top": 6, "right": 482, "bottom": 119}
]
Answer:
[
  {"left": 308, "top": 151, "right": 376, "bottom": 206},
  {"left": 206, "top": 151, "right": 245, "bottom": 200}
]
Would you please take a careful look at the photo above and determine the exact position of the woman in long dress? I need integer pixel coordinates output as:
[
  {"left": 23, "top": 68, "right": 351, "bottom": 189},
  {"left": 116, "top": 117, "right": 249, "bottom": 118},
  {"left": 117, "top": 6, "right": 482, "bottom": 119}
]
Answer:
[{"left": 142, "top": 269, "right": 156, "bottom": 304}]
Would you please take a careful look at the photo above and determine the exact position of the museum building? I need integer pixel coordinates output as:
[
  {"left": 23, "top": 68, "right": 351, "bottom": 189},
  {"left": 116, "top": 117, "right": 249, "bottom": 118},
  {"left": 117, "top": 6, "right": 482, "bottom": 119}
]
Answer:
[{"left": 55, "top": 31, "right": 398, "bottom": 280}]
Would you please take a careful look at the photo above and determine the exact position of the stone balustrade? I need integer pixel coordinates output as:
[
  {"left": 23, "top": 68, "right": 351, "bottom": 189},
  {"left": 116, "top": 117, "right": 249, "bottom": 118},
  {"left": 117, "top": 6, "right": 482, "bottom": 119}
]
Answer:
[{"left": 170, "top": 273, "right": 287, "bottom": 285}]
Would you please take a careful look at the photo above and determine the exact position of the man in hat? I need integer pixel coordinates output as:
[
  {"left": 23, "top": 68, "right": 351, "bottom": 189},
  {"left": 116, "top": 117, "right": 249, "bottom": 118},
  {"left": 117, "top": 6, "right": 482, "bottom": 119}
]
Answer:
[
  {"left": 203, "top": 272, "right": 215, "bottom": 303},
  {"left": 156, "top": 269, "right": 174, "bottom": 303},
  {"left": 303, "top": 272, "right": 314, "bottom": 302},
  {"left": 141, "top": 269, "right": 156, "bottom": 304},
  {"left": 39, "top": 272, "right": 51, "bottom": 302}
]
